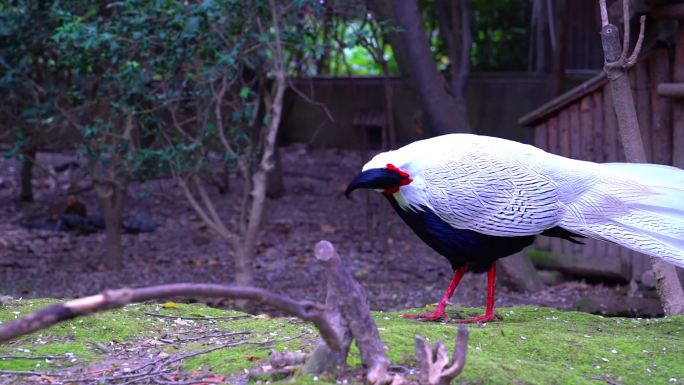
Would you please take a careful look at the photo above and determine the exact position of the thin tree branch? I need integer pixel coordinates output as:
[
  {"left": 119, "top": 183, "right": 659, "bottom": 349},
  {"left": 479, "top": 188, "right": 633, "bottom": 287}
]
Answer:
[
  {"left": 0, "top": 355, "right": 71, "bottom": 360},
  {"left": 191, "top": 174, "right": 234, "bottom": 238},
  {"left": 619, "top": 0, "right": 631, "bottom": 63},
  {"left": 176, "top": 176, "right": 238, "bottom": 243},
  {"left": 599, "top": 0, "right": 609, "bottom": 27},
  {"left": 626, "top": 16, "right": 646, "bottom": 66},
  {"left": 546, "top": 0, "right": 556, "bottom": 50},
  {"left": 287, "top": 80, "right": 334, "bottom": 122},
  {"left": 0, "top": 283, "right": 338, "bottom": 348},
  {"left": 142, "top": 312, "right": 250, "bottom": 321}
]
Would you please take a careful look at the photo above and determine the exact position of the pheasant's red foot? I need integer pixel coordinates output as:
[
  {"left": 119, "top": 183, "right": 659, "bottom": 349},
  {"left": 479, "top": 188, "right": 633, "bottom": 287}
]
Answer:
[{"left": 400, "top": 309, "right": 447, "bottom": 322}]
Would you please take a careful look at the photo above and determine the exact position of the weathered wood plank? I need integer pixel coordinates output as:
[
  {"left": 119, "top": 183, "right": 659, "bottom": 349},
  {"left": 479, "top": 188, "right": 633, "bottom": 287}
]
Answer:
[
  {"left": 535, "top": 234, "right": 551, "bottom": 252},
  {"left": 657, "top": 83, "right": 684, "bottom": 97},
  {"left": 518, "top": 73, "right": 606, "bottom": 127},
  {"left": 534, "top": 122, "right": 548, "bottom": 151},
  {"left": 580, "top": 96, "right": 594, "bottom": 161},
  {"left": 592, "top": 91, "right": 605, "bottom": 162},
  {"left": 547, "top": 116, "right": 560, "bottom": 155},
  {"left": 605, "top": 242, "right": 622, "bottom": 261},
  {"left": 569, "top": 104, "right": 582, "bottom": 160},
  {"left": 632, "top": 252, "right": 651, "bottom": 283},
  {"left": 558, "top": 109, "right": 571, "bottom": 157},
  {"left": 649, "top": 48, "right": 673, "bottom": 165},
  {"left": 593, "top": 236, "right": 608, "bottom": 262},
  {"left": 635, "top": 60, "right": 652, "bottom": 162},
  {"left": 603, "top": 85, "right": 621, "bottom": 162}
]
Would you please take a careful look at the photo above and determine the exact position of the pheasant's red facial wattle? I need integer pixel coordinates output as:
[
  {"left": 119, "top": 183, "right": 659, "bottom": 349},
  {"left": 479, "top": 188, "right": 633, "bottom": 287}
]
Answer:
[{"left": 383, "top": 163, "right": 412, "bottom": 195}]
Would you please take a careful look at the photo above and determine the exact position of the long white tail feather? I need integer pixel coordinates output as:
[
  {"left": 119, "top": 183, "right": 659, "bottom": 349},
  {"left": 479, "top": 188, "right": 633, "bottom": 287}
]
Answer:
[
  {"left": 562, "top": 163, "right": 684, "bottom": 267},
  {"left": 602, "top": 163, "right": 684, "bottom": 189}
]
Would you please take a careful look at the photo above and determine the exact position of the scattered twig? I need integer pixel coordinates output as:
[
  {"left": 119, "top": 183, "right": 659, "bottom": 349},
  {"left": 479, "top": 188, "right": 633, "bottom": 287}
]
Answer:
[
  {"left": 0, "top": 354, "right": 71, "bottom": 360},
  {"left": 143, "top": 312, "right": 251, "bottom": 321},
  {"left": 170, "top": 331, "right": 251, "bottom": 343},
  {"left": 159, "top": 334, "right": 304, "bottom": 370},
  {"left": 0, "top": 369, "right": 65, "bottom": 376},
  {"left": 151, "top": 377, "right": 225, "bottom": 385},
  {"left": 52, "top": 369, "right": 174, "bottom": 384},
  {"left": 93, "top": 341, "right": 111, "bottom": 353}
]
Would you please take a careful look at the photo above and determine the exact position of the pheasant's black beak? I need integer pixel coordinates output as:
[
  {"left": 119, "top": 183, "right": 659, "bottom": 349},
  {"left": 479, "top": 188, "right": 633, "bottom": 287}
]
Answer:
[{"left": 345, "top": 168, "right": 404, "bottom": 198}]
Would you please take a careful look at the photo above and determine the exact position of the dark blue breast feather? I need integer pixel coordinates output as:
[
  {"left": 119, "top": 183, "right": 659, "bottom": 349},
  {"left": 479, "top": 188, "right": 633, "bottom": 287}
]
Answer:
[{"left": 385, "top": 197, "right": 536, "bottom": 273}]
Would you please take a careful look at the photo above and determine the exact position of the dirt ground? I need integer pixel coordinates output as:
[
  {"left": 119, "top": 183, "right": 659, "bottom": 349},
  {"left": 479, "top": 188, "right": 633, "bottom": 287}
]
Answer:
[{"left": 0, "top": 143, "right": 626, "bottom": 314}]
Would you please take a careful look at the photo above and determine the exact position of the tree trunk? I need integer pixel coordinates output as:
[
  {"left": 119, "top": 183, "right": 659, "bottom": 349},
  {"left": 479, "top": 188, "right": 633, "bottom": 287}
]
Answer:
[
  {"left": 97, "top": 195, "right": 124, "bottom": 270},
  {"left": 236, "top": 68, "right": 288, "bottom": 290},
  {"left": 367, "top": 0, "right": 471, "bottom": 135},
  {"left": 266, "top": 142, "right": 285, "bottom": 198},
  {"left": 20, "top": 145, "right": 36, "bottom": 203},
  {"left": 498, "top": 253, "right": 545, "bottom": 293},
  {"left": 235, "top": 1, "right": 289, "bottom": 295},
  {"left": 381, "top": 60, "right": 396, "bottom": 148},
  {"left": 551, "top": 0, "right": 567, "bottom": 96},
  {"left": 528, "top": 0, "right": 550, "bottom": 72},
  {"left": 94, "top": 178, "right": 126, "bottom": 270}
]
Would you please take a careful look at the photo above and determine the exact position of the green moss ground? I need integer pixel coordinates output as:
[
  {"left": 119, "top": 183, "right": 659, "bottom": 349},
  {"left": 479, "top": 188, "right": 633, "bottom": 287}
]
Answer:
[{"left": 0, "top": 299, "right": 682, "bottom": 384}]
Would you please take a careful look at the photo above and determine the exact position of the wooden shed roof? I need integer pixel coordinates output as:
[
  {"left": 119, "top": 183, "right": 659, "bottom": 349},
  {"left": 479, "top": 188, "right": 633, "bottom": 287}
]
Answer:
[{"left": 518, "top": 72, "right": 607, "bottom": 127}]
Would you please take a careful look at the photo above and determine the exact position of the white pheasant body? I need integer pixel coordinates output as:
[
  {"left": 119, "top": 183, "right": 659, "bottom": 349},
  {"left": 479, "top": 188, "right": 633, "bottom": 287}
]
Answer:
[{"left": 362, "top": 134, "right": 684, "bottom": 267}]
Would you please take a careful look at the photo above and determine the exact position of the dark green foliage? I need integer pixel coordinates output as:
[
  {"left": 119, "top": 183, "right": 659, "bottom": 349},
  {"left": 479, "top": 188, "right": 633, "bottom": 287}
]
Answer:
[
  {"left": 471, "top": 0, "right": 531, "bottom": 71},
  {"left": 421, "top": 0, "right": 531, "bottom": 73}
]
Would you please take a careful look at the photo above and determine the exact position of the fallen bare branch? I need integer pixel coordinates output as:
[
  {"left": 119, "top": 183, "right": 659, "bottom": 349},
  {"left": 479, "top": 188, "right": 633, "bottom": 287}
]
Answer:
[
  {"left": 165, "top": 331, "right": 251, "bottom": 343},
  {"left": 0, "top": 355, "right": 71, "bottom": 360},
  {"left": 0, "top": 369, "right": 65, "bottom": 376},
  {"left": 142, "top": 312, "right": 251, "bottom": 321},
  {"left": 415, "top": 326, "right": 469, "bottom": 385}
]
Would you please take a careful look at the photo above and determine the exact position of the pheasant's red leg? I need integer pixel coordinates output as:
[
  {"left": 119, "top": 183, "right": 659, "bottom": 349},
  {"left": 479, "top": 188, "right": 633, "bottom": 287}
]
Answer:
[
  {"left": 454, "top": 263, "right": 497, "bottom": 323},
  {"left": 401, "top": 265, "right": 468, "bottom": 321}
]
